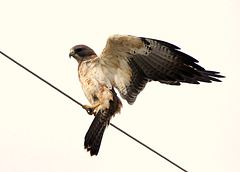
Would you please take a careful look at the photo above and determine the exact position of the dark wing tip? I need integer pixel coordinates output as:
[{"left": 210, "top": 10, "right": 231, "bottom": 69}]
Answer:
[
  {"left": 199, "top": 70, "right": 225, "bottom": 83},
  {"left": 138, "top": 36, "right": 225, "bottom": 85},
  {"left": 202, "top": 70, "right": 225, "bottom": 78}
]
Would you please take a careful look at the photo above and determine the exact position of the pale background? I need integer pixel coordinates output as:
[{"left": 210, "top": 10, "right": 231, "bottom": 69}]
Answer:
[{"left": 0, "top": 0, "right": 239, "bottom": 171}]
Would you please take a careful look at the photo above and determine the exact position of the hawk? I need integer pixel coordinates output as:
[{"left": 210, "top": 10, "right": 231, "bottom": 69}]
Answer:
[{"left": 69, "top": 34, "right": 224, "bottom": 156}]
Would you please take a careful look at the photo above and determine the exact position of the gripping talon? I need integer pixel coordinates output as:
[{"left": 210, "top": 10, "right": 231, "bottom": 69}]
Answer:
[
  {"left": 84, "top": 102, "right": 100, "bottom": 115},
  {"left": 86, "top": 107, "right": 95, "bottom": 115}
]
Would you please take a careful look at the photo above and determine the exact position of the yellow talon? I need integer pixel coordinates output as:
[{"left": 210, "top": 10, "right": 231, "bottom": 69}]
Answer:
[
  {"left": 84, "top": 102, "right": 101, "bottom": 115},
  {"left": 84, "top": 105, "right": 92, "bottom": 109},
  {"left": 84, "top": 102, "right": 100, "bottom": 109}
]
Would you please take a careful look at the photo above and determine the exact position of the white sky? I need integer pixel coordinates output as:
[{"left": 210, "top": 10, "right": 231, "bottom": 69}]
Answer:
[{"left": 0, "top": 0, "right": 239, "bottom": 171}]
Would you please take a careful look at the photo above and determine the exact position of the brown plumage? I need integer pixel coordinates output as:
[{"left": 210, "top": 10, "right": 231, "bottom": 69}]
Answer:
[{"left": 69, "top": 34, "right": 224, "bottom": 156}]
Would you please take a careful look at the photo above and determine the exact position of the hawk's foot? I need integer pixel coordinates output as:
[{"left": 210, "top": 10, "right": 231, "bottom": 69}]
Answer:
[{"left": 84, "top": 102, "right": 100, "bottom": 115}]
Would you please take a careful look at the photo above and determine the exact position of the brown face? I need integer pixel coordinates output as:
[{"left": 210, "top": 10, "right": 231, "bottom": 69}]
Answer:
[{"left": 69, "top": 45, "right": 97, "bottom": 63}]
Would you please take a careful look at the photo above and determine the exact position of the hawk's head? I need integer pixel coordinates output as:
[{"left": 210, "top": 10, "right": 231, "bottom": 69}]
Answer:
[{"left": 69, "top": 45, "right": 97, "bottom": 63}]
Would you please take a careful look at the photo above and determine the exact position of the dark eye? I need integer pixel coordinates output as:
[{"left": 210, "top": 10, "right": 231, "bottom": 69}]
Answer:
[{"left": 75, "top": 48, "right": 83, "bottom": 53}]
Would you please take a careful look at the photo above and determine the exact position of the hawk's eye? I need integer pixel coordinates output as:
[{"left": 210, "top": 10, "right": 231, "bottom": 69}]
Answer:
[{"left": 75, "top": 48, "right": 83, "bottom": 53}]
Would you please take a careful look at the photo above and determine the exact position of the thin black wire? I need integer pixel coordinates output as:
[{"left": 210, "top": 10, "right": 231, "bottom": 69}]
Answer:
[
  {"left": 110, "top": 123, "right": 187, "bottom": 172},
  {"left": 0, "top": 51, "right": 188, "bottom": 172},
  {"left": 0, "top": 51, "right": 90, "bottom": 113}
]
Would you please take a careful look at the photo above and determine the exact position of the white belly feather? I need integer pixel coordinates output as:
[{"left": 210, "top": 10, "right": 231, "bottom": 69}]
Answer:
[
  {"left": 78, "top": 59, "right": 113, "bottom": 110},
  {"left": 78, "top": 56, "right": 131, "bottom": 111}
]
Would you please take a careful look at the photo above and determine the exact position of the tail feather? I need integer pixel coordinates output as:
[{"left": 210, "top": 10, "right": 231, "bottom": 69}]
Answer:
[
  {"left": 84, "top": 111, "right": 108, "bottom": 156},
  {"left": 84, "top": 88, "right": 122, "bottom": 156}
]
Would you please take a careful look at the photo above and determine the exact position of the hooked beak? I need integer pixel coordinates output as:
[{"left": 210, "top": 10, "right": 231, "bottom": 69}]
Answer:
[{"left": 69, "top": 49, "right": 74, "bottom": 58}]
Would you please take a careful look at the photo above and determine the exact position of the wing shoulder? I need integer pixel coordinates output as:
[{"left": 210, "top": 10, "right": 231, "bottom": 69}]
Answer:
[{"left": 99, "top": 34, "right": 146, "bottom": 59}]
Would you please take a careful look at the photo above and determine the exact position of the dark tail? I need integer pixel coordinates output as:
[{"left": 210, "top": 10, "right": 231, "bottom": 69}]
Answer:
[
  {"left": 84, "top": 89, "right": 122, "bottom": 156},
  {"left": 84, "top": 111, "right": 108, "bottom": 156}
]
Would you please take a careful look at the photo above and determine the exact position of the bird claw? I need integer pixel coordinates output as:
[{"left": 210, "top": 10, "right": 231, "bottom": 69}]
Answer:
[
  {"left": 84, "top": 103, "right": 100, "bottom": 116},
  {"left": 86, "top": 107, "right": 96, "bottom": 116}
]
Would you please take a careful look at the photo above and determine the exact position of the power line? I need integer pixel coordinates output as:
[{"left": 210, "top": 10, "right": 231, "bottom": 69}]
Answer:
[
  {"left": 110, "top": 123, "right": 187, "bottom": 172},
  {"left": 0, "top": 51, "right": 188, "bottom": 172},
  {"left": 0, "top": 51, "right": 90, "bottom": 113}
]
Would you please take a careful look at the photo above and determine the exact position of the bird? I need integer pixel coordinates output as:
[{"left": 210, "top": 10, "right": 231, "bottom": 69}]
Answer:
[{"left": 69, "top": 34, "right": 224, "bottom": 156}]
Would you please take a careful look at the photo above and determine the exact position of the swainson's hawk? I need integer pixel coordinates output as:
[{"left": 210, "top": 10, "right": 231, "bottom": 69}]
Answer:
[{"left": 69, "top": 34, "right": 224, "bottom": 156}]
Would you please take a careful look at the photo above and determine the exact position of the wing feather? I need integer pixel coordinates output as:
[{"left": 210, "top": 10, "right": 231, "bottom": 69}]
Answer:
[
  {"left": 99, "top": 34, "right": 224, "bottom": 104},
  {"left": 123, "top": 58, "right": 149, "bottom": 104}
]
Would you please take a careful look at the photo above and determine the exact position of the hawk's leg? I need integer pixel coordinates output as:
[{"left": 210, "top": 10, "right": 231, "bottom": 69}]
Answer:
[{"left": 84, "top": 102, "right": 101, "bottom": 115}]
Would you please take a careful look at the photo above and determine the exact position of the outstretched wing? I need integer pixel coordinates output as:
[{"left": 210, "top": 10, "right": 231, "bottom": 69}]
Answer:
[{"left": 99, "top": 34, "right": 224, "bottom": 105}]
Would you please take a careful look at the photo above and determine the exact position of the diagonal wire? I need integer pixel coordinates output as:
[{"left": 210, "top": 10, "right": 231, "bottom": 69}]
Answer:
[
  {"left": 0, "top": 51, "right": 188, "bottom": 172},
  {"left": 0, "top": 51, "right": 90, "bottom": 113},
  {"left": 110, "top": 123, "right": 187, "bottom": 172}
]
